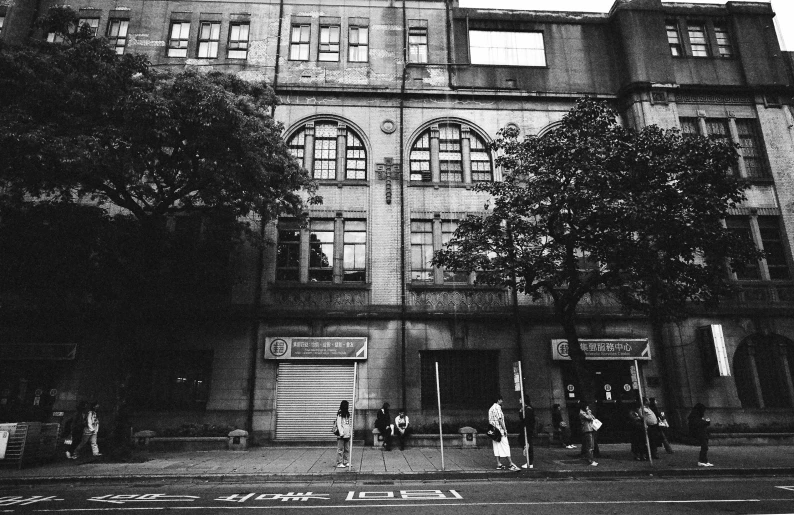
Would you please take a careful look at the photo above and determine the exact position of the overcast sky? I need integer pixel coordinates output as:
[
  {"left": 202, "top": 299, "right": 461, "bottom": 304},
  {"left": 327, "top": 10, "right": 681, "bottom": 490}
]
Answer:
[{"left": 459, "top": 0, "right": 794, "bottom": 51}]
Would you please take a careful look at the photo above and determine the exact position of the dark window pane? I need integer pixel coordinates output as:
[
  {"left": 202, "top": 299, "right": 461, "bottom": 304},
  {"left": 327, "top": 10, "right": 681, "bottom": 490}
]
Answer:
[{"left": 420, "top": 350, "right": 499, "bottom": 410}]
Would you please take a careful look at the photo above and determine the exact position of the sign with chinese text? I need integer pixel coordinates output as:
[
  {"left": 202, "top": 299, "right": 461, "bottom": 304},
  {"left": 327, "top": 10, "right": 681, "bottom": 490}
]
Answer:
[
  {"left": 551, "top": 339, "right": 650, "bottom": 361},
  {"left": 264, "top": 337, "right": 367, "bottom": 360}
]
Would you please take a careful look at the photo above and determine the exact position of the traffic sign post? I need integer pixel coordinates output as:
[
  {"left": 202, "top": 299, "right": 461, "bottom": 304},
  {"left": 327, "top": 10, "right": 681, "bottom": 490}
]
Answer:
[{"left": 514, "top": 361, "right": 529, "bottom": 468}]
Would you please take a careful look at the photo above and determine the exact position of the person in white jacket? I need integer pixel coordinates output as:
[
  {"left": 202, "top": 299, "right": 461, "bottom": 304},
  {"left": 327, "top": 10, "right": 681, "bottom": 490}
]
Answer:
[
  {"left": 335, "top": 400, "right": 352, "bottom": 468},
  {"left": 73, "top": 401, "right": 101, "bottom": 459}
]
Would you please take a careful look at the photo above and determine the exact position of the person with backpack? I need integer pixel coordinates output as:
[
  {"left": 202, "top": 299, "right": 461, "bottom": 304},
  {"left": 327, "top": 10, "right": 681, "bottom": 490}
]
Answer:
[
  {"left": 72, "top": 401, "right": 101, "bottom": 459},
  {"left": 688, "top": 403, "right": 712, "bottom": 467},
  {"left": 334, "top": 400, "right": 352, "bottom": 468}
]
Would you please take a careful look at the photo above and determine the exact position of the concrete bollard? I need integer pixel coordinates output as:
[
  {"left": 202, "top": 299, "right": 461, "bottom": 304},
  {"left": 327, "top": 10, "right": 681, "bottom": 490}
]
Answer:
[
  {"left": 132, "top": 430, "right": 156, "bottom": 448},
  {"left": 372, "top": 428, "right": 381, "bottom": 447},
  {"left": 228, "top": 429, "right": 248, "bottom": 451},
  {"left": 458, "top": 426, "right": 478, "bottom": 448}
]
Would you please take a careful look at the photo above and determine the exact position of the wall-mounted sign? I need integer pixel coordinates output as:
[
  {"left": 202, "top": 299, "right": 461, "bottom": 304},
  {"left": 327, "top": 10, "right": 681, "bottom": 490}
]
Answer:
[
  {"left": 264, "top": 337, "right": 367, "bottom": 360},
  {"left": 551, "top": 339, "right": 651, "bottom": 361}
]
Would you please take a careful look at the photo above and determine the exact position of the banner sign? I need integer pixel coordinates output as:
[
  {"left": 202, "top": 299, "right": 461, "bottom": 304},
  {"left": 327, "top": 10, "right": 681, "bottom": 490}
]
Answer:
[
  {"left": 551, "top": 338, "right": 650, "bottom": 361},
  {"left": 264, "top": 337, "right": 367, "bottom": 360}
]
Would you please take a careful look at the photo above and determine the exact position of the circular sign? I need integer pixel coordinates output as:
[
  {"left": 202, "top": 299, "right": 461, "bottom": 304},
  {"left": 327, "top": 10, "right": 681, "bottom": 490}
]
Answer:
[
  {"left": 557, "top": 341, "right": 570, "bottom": 358},
  {"left": 623, "top": 384, "right": 631, "bottom": 392},
  {"left": 269, "top": 338, "right": 288, "bottom": 357},
  {"left": 566, "top": 384, "right": 575, "bottom": 392},
  {"left": 604, "top": 384, "right": 612, "bottom": 392},
  {"left": 49, "top": 389, "right": 58, "bottom": 397},
  {"left": 34, "top": 388, "right": 43, "bottom": 396}
]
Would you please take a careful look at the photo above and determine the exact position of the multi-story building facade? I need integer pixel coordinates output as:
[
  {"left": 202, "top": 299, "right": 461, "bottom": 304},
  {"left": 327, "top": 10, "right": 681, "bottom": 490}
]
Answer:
[{"left": 1, "top": 0, "right": 793, "bottom": 442}]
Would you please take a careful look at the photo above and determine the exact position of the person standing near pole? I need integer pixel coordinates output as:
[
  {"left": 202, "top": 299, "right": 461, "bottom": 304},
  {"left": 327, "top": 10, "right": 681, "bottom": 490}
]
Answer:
[
  {"left": 518, "top": 396, "right": 535, "bottom": 469},
  {"left": 489, "top": 394, "right": 519, "bottom": 471},
  {"left": 334, "top": 400, "right": 352, "bottom": 468},
  {"left": 578, "top": 400, "right": 598, "bottom": 467}
]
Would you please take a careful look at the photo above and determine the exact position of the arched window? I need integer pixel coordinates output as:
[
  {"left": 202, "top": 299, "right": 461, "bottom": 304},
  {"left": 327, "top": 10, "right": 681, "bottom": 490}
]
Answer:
[
  {"left": 409, "top": 123, "right": 493, "bottom": 184},
  {"left": 733, "top": 334, "right": 794, "bottom": 408},
  {"left": 287, "top": 121, "right": 367, "bottom": 181}
]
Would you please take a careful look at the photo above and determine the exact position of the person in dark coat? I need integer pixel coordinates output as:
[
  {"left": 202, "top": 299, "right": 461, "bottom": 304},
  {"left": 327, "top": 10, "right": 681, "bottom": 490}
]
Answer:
[
  {"left": 688, "top": 403, "right": 712, "bottom": 467},
  {"left": 551, "top": 403, "right": 575, "bottom": 449},
  {"left": 65, "top": 401, "right": 87, "bottom": 459},
  {"left": 375, "top": 402, "right": 393, "bottom": 451}
]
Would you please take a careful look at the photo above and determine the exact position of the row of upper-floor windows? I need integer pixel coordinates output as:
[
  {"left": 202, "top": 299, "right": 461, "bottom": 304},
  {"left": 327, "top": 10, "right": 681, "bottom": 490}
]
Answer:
[
  {"left": 275, "top": 214, "right": 792, "bottom": 285},
  {"left": 666, "top": 19, "right": 733, "bottom": 58},
  {"left": 679, "top": 116, "right": 769, "bottom": 179},
  {"left": 286, "top": 120, "right": 495, "bottom": 184}
]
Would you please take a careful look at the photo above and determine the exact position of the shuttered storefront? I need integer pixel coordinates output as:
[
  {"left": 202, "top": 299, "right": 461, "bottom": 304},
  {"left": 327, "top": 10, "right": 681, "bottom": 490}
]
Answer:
[{"left": 275, "top": 362, "right": 356, "bottom": 441}]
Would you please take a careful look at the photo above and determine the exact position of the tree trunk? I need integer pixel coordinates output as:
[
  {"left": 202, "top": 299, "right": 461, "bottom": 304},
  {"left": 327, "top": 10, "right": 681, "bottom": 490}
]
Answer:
[{"left": 561, "top": 316, "right": 596, "bottom": 404}]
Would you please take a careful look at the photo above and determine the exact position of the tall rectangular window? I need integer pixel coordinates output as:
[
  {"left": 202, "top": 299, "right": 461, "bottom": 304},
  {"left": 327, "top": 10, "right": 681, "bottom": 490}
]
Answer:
[
  {"left": 688, "top": 23, "right": 710, "bottom": 57},
  {"left": 318, "top": 25, "right": 340, "bottom": 61},
  {"left": 758, "top": 217, "right": 791, "bottom": 280},
  {"left": 469, "top": 30, "right": 546, "bottom": 66},
  {"left": 726, "top": 217, "right": 760, "bottom": 280},
  {"left": 309, "top": 220, "right": 335, "bottom": 282},
  {"left": 290, "top": 24, "right": 310, "bottom": 60},
  {"left": 276, "top": 222, "right": 301, "bottom": 282},
  {"left": 345, "top": 132, "right": 366, "bottom": 180},
  {"left": 228, "top": 23, "right": 249, "bottom": 59},
  {"left": 107, "top": 19, "right": 129, "bottom": 54},
  {"left": 438, "top": 125, "right": 463, "bottom": 183},
  {"left": 442, "top": 222, "right": 468, "bottom": 283},
  {"left": 408, "top": 26, "right": 428, "bottom": 63},
  {"left": 411, "top": 221, "right": 434, "bottom": 282},
  {"left": 679, "top": 117, "right": 700, "bottom": 136},
  {"left": 168, "top": 21, "right": 191, "bottom": 57},
  {"left": 348, "top": 26, "right": 368, "bottom": 62},
  {"left": 735, "top": 119, "right": 769, "bottom": 179},
  {"left": 197, "top": 22, "right": 220, "bottom": 58},
  {"left": 409, "top": 132, "right": 431, "bottom": 182},
  {"left": 78, "top": 18, "right": 99, "bottom": 37},
  {"left": 313, "top": 123, "right": 337, "bottom": 180},
  {"left": 666, "top": 21, "right": 682, "bottom": 56},
  {"left": 343, "top": 221, "right": 366, "bottom": 282},
  {"left": 420, "top": 351, "right": 499, "bottom": 409},
  {"left": 714, "top": 23, "right": 733, "bottom": 58},
  {"left": 470, "top": 135, "right": 492, "bottom": 182}
]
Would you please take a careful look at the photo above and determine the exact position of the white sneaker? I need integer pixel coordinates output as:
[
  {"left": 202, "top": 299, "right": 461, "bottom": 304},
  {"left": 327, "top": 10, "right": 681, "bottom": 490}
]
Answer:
[
  {"left": 705, "top": 462, "right": 714, "bottom": 467},
  {"left": 590, "top": 462, "right": 598, "bottom": 466},
  {"left": 65, "top": 451, "right": 71, "bottom": 459},
  {"left": 698, "top": 462, "right": 709, "bottom": 467},
  {"left": 336, "top": 463, "right": 347, "bottom": 468}
]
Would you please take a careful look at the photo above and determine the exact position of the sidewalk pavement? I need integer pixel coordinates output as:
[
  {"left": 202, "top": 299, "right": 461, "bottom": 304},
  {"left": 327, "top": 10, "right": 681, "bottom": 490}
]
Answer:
[{"left": 1, "top": 442, "right": 792, "bottom": 485}]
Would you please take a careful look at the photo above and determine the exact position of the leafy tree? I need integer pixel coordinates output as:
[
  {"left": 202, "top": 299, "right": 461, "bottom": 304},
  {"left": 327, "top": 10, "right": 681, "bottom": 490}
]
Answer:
[{"left": 433, "top": 99, "right": 761, "bottom": 402}]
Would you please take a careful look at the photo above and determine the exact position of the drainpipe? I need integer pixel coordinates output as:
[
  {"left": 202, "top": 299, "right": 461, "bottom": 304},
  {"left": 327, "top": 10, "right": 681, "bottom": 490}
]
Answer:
[
  {"left": 399, "top": 0, "right": 408, "bottom": 411},
  {"left": 271, "top": 0, "right": 285, "bottom": 117}
]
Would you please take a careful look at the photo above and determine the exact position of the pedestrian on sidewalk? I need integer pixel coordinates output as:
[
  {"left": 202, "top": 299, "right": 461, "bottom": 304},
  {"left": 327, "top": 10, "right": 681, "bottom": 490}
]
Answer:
[
  {"left": 552, "top": 403, "right": 576, "bottom": 449},
  {"left": 335, "top": 400, "right": 352, "bottom": 468},
  {"left": 489, "top": 394, "right": 520, "bottom": 471},
  {"left": 578, "top": 400, "right": 598, "bottom": 467},
  {"left": 72, "top": 401, "right": 101, "bottom": 459},
  {"left": 641, "top": 397, "right": 661, "bottom": 460},
  {"left": 688, "top": 403, "right": 713, "bottom": 467},
  {"left": 394, "top": 408, "right": 410, "bottom": 451},
  {"left": 64, "top": 401, "right": 87, "bottom": 459},
  {"left": 628, "top": 401, "right": 647, "bottom": 461},
  {"left": 649, "top": 398, "right": 673, "bottom": 454},
  {"left": 375, "top": 402, "right": 393, "bottom": 451},
  {"left": 518, "top": 396, "right": 534, "bottom": 469}
]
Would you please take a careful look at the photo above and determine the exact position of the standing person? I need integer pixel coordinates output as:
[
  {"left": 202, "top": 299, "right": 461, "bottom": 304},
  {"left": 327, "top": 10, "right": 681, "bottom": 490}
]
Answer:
[
  {"left": 394, "top": 408, "right": 410, "bottom": 451},
  {"left": 688, "top": 403, "right": 713, "bottom": 467},
  {"left": 72, "top": 401, "right": 101, "bottom": 459},
  {"left": 489, "top": 394, "right": 520, "bottom": 471},
  {"left": 335, "top": 400, "right": 352, "bottom": 468},
  {"left": 578, "top": 400, "right": 598, "bottom": 467},
  {"left": 64, "top": 401, "right": 87, "bottom": 459},
  {"left": 552, "top": 403, "right": 576, "bottom": 449},
  {"left": 641, "top": 397, "right": 661, "bottom": 460},
  {"left": 518, "top": 397, "right": 535, "bottom": 469},
  {"left": 375, "top": 402, "right": 393, "bottom": 451},
  {"left": 628, "top": 401, "right": 647, "bottom": 460},
  {"left": 649, "top": 398, "right": 673, "bottom": 454}
]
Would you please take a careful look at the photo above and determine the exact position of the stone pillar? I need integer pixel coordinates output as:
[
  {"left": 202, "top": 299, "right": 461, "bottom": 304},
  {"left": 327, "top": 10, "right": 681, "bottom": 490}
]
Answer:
[
  {"left": 777, "top": 342, "right": 794, "bottom": 406},
  {"left": 432, "top": 214, "right": 443, "bottom": 285},
  {"left": 336, "top": 124, "right": 347, "bottom": 183},
  {"left": 727, "top": 116, "right": 748, "bottom": 178},
  {"left": 430, "top": 125, "right": 440, "bottom": 183},
  {"left": 333, "top": 213, "right": 344, "bottom": 283},
  {"left": 304, "top": 123, "right": 315, "bottom": 178},
  {"left": 746, "top": 343, "right": 765, "bottom": 408},
  {"left": 228, "top": 429, "right": 248, "bottom": 451},
  {"left": 300, "top": 224, "right": 310, "bottom": 283},
  {"left": 461, "top": 125, "right": 472, "bottom": 184}
]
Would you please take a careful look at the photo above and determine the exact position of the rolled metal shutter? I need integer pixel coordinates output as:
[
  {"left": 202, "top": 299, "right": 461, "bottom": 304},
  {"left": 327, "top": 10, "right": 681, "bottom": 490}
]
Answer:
[{"left": 275, "top": 362, "right": 355, "bottom": 441}]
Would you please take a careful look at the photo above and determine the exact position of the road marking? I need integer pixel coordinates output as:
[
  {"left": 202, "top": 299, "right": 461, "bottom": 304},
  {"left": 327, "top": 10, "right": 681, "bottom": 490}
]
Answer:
[{"left": 29, "top": 498, "right": 794, "bottom": 512}]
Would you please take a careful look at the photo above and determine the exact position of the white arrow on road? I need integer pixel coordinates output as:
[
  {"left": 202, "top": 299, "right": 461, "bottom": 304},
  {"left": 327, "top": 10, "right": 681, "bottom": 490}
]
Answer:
[{"left": 89, "top": 494, "right": 200, "bottom": 504}]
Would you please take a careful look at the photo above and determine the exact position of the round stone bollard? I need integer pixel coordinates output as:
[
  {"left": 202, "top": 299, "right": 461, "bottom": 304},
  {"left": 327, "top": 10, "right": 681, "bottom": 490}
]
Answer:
[
  {"left": 228, "top": 429, "right": 248, "bottom": 451},
  {"left": 458, "top": 426, "right": 478, "bottom": 448}
]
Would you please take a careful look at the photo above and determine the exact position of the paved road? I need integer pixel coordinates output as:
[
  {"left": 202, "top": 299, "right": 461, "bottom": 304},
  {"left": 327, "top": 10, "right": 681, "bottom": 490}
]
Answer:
[{"left": 2, "top": 476, "right": 794, "bottom": 514}]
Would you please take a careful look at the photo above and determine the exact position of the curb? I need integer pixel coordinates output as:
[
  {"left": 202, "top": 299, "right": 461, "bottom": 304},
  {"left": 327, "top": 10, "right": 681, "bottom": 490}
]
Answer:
[{"left": 1, "top": 467, "right": 793, "bottom": 486}]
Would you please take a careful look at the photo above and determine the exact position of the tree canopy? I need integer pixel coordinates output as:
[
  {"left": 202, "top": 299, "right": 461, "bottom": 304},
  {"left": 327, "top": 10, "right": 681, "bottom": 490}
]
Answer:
[
  {"left": 0, "top": 7, "right": 319, "bottom": 224},
  {"left": 433, "top": 99, "right": 761, "bottom": 401}
]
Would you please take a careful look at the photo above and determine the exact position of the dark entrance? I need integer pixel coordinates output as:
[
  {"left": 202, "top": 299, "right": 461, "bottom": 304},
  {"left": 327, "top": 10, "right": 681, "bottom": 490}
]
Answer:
[{"left": 561, "top": 361, "right": 638, "bottom": 443}]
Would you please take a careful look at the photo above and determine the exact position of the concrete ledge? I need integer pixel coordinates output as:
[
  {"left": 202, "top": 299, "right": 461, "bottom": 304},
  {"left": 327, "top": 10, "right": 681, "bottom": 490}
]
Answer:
[
  {"left": 710, "top": 433, "right": 794, "bottom": 446},
  {"left": 138, "top": 437, "right": 228, "bottom": 452}
]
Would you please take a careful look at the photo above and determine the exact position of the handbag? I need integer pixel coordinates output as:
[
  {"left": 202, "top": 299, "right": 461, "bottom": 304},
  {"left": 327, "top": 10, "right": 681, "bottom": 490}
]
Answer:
[
  {"left": 592, "top": 418, "right": 603, "bottom": 431},
  {"left": 486, "top": 423, "right": 502, "bottom": 442},
  {"left": 331, "top": 418, "right": 340, "bottom": 437}
]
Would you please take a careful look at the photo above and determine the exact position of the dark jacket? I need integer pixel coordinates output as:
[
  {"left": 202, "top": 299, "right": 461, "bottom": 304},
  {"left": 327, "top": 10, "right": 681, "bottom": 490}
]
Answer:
[
  {"left": 688, "top": 404, "right": 710, "bottom": 439},
  {"left": 375, "top": 408, "right": 391, "bottom": 433}
]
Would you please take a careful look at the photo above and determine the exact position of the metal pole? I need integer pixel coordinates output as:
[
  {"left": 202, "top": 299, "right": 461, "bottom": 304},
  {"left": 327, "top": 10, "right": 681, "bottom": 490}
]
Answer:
[
  {"left": 635, "top": 359, "right": 653, "bottom": 466},
  {"left": 435, "top": 361, "right": 445, "bottom": 471},
  {"left": 518, "top": 361, "right": 529, "bottom": 467},
  {"left": 349, "top": 362, "right": 358, "bottom": 470}
]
